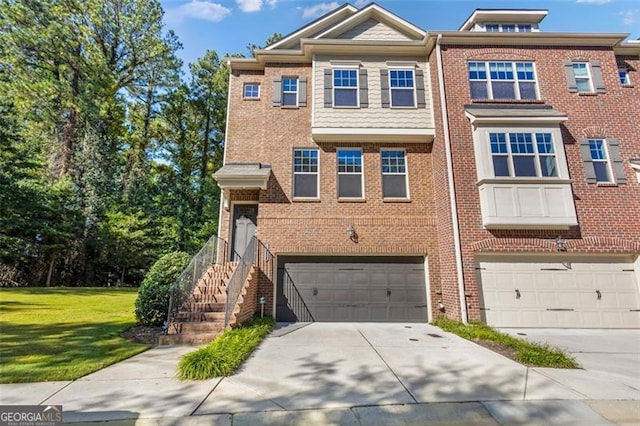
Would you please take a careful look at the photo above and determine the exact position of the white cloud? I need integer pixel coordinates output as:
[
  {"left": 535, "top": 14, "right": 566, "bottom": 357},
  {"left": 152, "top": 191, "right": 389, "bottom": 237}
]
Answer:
[
  {"left": 354, "top": 0, "right": 369, "bottom": 7},
  {"left": 265, "top": 0, "right": 278, "bottom": 7},
  {"left": 299, "top": 2, "right": 340, "bottom": 19},
  {"left": 236, "top": 0, "right": 262, "bottom": 13},
  {"left": 619, "top": 8, "right": 639, "bottom": 25},
  {"left": 576, "top": 0, "right": 612, "bottom": 4},
  {"left": 166, "top": 1, "right": 231, "bottom": 23}
]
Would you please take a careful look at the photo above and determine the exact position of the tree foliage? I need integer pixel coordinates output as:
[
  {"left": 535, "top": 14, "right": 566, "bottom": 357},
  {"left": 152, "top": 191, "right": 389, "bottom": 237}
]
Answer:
[{"left": 0, "top": 0, "right": 232, "bottom": 286}]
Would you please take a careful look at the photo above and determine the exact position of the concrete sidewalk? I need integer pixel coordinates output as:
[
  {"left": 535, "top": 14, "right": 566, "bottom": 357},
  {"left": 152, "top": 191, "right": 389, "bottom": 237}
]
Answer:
[{"left": 1, "top": 323, "right": 638, "bottom": 424}]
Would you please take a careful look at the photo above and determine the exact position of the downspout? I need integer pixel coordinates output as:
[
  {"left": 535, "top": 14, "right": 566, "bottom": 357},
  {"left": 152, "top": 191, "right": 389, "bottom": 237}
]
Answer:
[
  {"left": 216, "top": 61, "right": 234, "bottom": 258},
  {"left": 436, "top": 34, "right": 468, "bottom": 324}
]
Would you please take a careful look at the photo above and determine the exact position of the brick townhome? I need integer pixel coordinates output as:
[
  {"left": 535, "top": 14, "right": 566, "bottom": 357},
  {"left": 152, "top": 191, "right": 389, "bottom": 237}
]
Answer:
[{"left": 214, "top": 4, "right": 640, "bottom": 328}]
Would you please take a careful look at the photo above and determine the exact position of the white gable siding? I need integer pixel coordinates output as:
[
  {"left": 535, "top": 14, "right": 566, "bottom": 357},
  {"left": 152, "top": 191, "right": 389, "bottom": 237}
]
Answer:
[
  {"left": 335, "top": 19, "right": 412, "bottom": 41},
  {"left": 313, "top": 55, "right": 433, "bottom": 130}
]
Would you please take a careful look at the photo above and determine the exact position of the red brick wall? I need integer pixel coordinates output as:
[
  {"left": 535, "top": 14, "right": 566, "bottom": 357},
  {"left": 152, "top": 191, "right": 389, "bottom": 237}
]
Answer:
[
  {"left": 222, "top": 62, "right": 442, "bottom": 317},
  {"left": 436, "top": 45, "right": 640, "bottom": 321}
]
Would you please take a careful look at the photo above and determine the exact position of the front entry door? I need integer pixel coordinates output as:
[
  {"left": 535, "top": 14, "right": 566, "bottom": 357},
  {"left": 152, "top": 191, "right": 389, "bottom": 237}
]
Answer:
[{"left": 232, "top": 204, "right": 258, "bottom": 260}]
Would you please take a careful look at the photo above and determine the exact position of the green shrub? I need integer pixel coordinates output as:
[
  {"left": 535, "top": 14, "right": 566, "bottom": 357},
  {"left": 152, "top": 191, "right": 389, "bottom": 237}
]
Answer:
[
  {"left": 135, "top": 251, "right": 191, "bottom": 326},
  {"left": 178, "top": 317, "right": 275, "bottom": 380}
]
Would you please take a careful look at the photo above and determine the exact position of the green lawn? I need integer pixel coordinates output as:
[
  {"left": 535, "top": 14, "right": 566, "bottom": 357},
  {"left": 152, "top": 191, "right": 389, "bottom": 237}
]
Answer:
[{"left": 0, "top": 287, "right": 149, "bottom": 383}]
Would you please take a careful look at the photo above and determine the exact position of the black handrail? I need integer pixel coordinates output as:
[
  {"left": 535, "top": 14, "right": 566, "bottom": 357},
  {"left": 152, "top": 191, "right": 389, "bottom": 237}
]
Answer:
[
  {"left": 282, "top": 269, "right": 315, "bottom": 322},
  {"left": 225, "top": 236, "right": 257, "bottom": 327},
  {"left": 164, "top": 235, "right": 228, "bottom": 333}
]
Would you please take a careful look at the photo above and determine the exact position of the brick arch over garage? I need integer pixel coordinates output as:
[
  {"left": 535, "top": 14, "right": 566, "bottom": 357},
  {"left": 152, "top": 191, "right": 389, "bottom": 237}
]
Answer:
[{"left": 471, "top": 236, "right": 640, "bottom": 254}]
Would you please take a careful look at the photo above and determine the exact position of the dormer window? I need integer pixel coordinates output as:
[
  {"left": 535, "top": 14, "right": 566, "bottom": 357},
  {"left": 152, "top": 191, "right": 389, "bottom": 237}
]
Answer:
[{"left": 483, "top": 23, "right": 533, "bottom": 32}]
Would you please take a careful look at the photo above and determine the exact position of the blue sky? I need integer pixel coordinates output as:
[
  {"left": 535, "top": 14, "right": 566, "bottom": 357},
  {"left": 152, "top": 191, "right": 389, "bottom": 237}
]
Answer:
[{"left": 159, "top": 0, "right": 640, "bottom": 67}]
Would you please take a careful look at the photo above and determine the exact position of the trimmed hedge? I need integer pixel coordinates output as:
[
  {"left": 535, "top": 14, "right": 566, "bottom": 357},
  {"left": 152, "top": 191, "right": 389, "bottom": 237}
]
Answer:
[{"left": 135, "top": 251, "right": 191, "bottom": 326}]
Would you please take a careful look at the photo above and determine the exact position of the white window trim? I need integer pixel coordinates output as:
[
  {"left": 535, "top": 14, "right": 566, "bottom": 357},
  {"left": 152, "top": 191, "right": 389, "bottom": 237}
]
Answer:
[
  {"left": 337, "top": 147, "right": 365, "bottom": 200},
  {"left": 389, "top": 67, "right": 417, "bottom": 108},
  {"left": 472, "top": 125, "right": 570, "bottom": 183},
  {"left": 332, "top": 67, "right": 359, "bottom": 109},
  {"left": 243, "top": 83, "right": 260, "bottom": 99},
  {"left": 469, "top": 61, "right": 539, "bottom": 100},
  {"left": 380, "top": 148, "right": 410, "bottom": 200},
  {"left": 572, "top": 62, "right": 594, "bottom": 93},
  {"left": 588, "top": 139, "right": 615, "bottom": 184},
  {"left": 282, "top": 76, "right": 298, "bottom": 107},
  {"left": 292, "top": 148, "right": 320, "bottom": 200}
]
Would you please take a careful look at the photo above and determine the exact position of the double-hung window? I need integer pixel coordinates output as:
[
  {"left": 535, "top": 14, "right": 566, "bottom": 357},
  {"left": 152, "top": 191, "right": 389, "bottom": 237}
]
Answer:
[
  {"left": 564, "top": 60, "right": 605, "bottom": 94},
  {"left": 389, "top": 69, "right": 416, "bottom": 107},
  {"left": 337, "top": 149, "right": 363, "bottom": 199},
  {"left": 588, "top": 139, "right": 612, "bottom": 183},
  {"left": 381, "top": 150, "right": 408, "bottom": 199},
  {"left": 333, "top": 69, "right": 358, "bottom": 107},
  {"left": 468, "top": 61, "right": 538, "bottom": 100},
  {"left": 572, "top": 63, "right": 592, "bottom": 93},
  {"left": 489, "top": 132, "right": 558, "bottom": 177},
  {"left": 282, "top": 77, "right": 298, "bottom": 106},
  {"left": 293, "top": 149, "right": 319, "bottom": 198}
]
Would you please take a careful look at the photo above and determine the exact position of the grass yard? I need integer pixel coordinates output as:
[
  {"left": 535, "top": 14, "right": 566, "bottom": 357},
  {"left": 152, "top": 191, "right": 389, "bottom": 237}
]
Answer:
[{"left": 0, "top": 287, "right": 149, "bottom": 383}]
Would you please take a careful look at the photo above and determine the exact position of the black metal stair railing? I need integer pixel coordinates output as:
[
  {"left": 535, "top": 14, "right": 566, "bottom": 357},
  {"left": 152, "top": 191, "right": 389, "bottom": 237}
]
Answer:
[
  {"left": 224, "top": 236, "right": 257, "bottom": 327},
  {"left": 164, "top": 234, "right": 228, "bottom": 334},
  {"left": 282, "top": 269, "right": 315, "bottom": 322}
]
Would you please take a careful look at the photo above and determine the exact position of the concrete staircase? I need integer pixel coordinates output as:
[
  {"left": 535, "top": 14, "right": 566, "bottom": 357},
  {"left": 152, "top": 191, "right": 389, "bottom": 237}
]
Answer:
[{"left": 159, "top": 262, "right": 237, "bottom": 345}]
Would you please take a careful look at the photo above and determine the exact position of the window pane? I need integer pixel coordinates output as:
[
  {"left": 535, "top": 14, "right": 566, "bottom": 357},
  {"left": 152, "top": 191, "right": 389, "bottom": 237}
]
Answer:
[
  {"left": 486, "top": 24, "right": 500, "bottom": 32},
  {"left": 492, "top": 81, "right": 516, "bottom": 99},
  {"left": 468, "top": 62, "right": 487, "bottom": 80},
  {"left": 619, "top": 70, "right": 629, "bottom": 85},
  {"left": 518, "top": 82, "right": 537, "bottom": 99},
  {"left": 516, "top": 63, "right": 535, "bottom": 80},
  {"left": 391, "top": 90, "right": 414, "bottom": 107},
  {"left": 503, "top": 25, "right": 516, "bottom": 32},
  {"left": 512, "top": 156, "right": 536, "bottom": 176},
  {"left": 382, "top": 175, "right": 407, "bottom": 198},
  {"left": 334, "top": 88, "right": 357, "bottom": 106},
  {"left": 381, "top": 150, "right": 406, "bottom": 173},
  {"left": 390, "top": 70, "right": 414, "bottom": 88},
  {"left": 338, "top": 174, "right": 362, "bottom": 198},
  {"left": 283, "top": 78, "right": 297, "bottom": 91},
  {"left": 492, "top": 156, "right": 510, "bottom": 176},
  {"left": 576, "top": 79, "right": 591, "bottom": 93},
  {"left": 293, "top": 174, "right": 318, "bottom": 198},
  {"left": 593, "top": 162, "right": 611, "bottom": 182},
  {"left": 470, "top": 81, "right": 488, "bottom": 99},
  {"left": 518, "top": 24, "right": 532, "bottom": 32},
  {"left": 535, "top": 133, "right": 554, "bottom": 153},
  {"left": 510, "top": 133, "right": 534, "bottom": 153},
  {"left": 338, "top": 150, "right": 362, "bottom": 173},
  {"left": 589, "top": 140, "right": 607, "bottom": 160},
  {"left": 572, "top": 63, "right": 588, "bottom": 77},
  {"left": 282, "top": 93, "right": 297, "bottom": 106},
  {"left": 540, "top": 155, "right": 557, "bottom": 177},
  {"left": 489, "top": 62, "right": 514, "bottom": 80},
  {"left": 334, "top": 69, "right": 357, "bottom": 87},
  {"left": 490, "top": 133, "right": 507, "bottom": 153},
  {"left": 244, "top": 84, "right": 259, "bottom": 98},
  {"left": 293, "top": 149, "right": 318, "bottom": 172}
]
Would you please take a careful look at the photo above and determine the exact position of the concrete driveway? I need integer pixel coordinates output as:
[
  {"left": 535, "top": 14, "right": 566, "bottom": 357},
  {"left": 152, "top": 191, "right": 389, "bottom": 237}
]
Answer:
[
  {"left": 193, "top": 322, "right": 594, "bottom": 415},
  {"left": 501, "top": 328, "right": 640, "bottom": 393}
]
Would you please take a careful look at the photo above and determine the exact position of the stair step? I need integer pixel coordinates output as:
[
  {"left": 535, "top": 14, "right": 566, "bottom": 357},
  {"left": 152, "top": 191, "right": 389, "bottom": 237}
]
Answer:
[
  {"left": 188, "top": 294, "right": 226, "bottom": 304},
  {"left": 169, "top": 321, "right": 226, "bottom": 334},
  {"left": 181, "top": 302, "right": 226, "bottom": 312},
  {"left": 176, "top": 311, "right": 225, "bottom": 321}
]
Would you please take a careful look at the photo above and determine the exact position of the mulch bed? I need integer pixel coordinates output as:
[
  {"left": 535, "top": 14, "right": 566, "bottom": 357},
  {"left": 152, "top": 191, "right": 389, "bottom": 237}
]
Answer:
[
  {"left": 473, "top": 339, "right": 520, "bottom": 363},
  {"left": 122, "top": 325, "right": 163, "bottom": 345}
]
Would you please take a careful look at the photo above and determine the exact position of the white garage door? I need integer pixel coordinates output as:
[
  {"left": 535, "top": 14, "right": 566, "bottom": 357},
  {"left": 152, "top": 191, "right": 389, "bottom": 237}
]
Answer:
[{"left": 478, "top": 258, "right": 640, "bottom": 328}]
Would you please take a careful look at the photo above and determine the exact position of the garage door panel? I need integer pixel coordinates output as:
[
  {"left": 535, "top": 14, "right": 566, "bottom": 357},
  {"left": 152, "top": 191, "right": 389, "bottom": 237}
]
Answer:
[
  {"left": 278, "top": 257, "right": 427, "bottom": 322},
  {"left": 479, "top": 258, "right": 639, "bottom": 328}
]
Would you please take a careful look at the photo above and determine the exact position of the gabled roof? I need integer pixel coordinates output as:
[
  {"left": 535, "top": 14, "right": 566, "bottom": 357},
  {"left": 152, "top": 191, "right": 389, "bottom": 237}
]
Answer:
[
  {"left": 312, "top": 3, "right": 425, "bottom": 41},
  {"left": 265, "top": 2, "right": 424, "bottom": 52},
  {"left": 459, "top": 9, "right": 548, "bottom": 31},
  {"left": 265, "top": 3, "right": 358, "bottom": 51}
]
